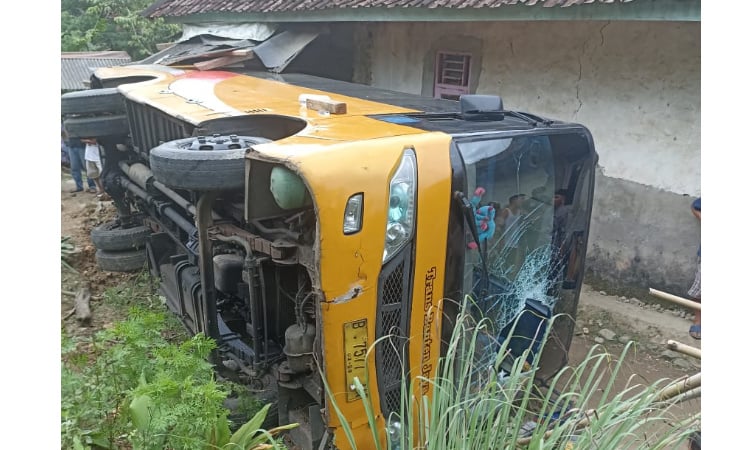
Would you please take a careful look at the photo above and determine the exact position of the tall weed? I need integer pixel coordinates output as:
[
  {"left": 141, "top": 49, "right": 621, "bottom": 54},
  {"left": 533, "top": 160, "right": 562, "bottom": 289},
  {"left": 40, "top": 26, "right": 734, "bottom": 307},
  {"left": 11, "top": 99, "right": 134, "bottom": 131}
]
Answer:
[{"left": 325, "top": 295, "right": 700, "bottom": 449}]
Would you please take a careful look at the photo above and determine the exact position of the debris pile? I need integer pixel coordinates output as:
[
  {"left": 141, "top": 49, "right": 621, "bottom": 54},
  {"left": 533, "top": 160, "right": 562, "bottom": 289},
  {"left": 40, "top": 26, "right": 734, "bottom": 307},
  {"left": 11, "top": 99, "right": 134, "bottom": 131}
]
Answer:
[{"left": 138, "top": 28, "right": 321, "bottom": 73}]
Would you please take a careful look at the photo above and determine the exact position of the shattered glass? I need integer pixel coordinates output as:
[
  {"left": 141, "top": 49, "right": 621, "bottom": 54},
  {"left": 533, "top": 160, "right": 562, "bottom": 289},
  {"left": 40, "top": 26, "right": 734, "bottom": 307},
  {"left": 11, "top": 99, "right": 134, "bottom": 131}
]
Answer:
[{"left": 455, "top": 132, "right": 593, "bottom": 378}]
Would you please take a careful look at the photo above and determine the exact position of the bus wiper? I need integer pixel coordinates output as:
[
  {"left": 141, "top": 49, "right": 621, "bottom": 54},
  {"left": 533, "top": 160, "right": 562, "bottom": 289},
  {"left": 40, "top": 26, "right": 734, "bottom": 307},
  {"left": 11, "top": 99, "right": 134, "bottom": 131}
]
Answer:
[
  {"left": 454, "top": 190, "right": 490, "bottom": 296},
  {"left": 504, "top": 111, "right": 553, "bottom": 127}
]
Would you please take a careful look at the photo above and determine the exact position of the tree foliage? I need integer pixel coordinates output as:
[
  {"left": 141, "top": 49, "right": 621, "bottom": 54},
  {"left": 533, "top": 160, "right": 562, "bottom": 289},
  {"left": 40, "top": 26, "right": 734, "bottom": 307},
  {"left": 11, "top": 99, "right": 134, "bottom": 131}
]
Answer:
[{"left": 61, "top": 0, "right": 181, "bottom": 60}]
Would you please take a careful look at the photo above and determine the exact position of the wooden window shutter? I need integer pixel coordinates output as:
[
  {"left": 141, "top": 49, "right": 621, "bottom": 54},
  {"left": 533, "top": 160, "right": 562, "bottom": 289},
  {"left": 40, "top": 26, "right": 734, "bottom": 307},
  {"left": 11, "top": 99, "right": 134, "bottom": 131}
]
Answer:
[{"left": 434, "top": 51, "right": 472, "bottom": 100}]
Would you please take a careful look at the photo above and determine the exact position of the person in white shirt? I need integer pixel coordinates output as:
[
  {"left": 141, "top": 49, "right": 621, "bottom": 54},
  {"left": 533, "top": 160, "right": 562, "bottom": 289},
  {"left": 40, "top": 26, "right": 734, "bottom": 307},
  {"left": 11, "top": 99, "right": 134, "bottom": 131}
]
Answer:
[{"left": 81, "top": 138, "right": 107, "bottom": 199}]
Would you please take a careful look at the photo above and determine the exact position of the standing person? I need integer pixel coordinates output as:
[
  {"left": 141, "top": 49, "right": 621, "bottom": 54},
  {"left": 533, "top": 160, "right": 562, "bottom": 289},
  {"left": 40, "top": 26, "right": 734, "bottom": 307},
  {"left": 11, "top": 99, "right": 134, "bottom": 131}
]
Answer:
[
  {"left": 61, "top": 131, "right": 70, "bottom": 168},
  {"left": 552, "top": 189, "right": 572, "bottom": 244},
  {"left": 498, "top": 194, "right": 526, "bottom": 248},
  {"left": 63, "top": 123, "right": 96, "bottom": 193},
  {"left": 82, "top": 138, "right": 107, "bottom": 199},
  {"left": 688, "top": 197, "right": 701, "bottom": 340},
  {"left": 550, "top": 188, "right": 573, "bottom": 283}
]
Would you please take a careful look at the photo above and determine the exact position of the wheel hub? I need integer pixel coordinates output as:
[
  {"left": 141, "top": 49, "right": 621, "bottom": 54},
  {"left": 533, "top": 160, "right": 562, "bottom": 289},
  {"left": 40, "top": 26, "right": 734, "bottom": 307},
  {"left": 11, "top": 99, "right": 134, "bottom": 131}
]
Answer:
[{"left": 189, "top": 134, "right": 244, "bottom": 150}]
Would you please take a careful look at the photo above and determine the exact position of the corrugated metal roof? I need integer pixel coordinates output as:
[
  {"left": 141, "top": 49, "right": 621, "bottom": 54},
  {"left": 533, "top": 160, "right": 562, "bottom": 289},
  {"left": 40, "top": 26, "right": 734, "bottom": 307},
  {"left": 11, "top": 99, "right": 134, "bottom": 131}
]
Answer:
[
  {"left": 144, "top": 0, "right": 633, "bottom": 18},
  {"left": 61, "top": 51, "right": 132, "bottom": 91}
]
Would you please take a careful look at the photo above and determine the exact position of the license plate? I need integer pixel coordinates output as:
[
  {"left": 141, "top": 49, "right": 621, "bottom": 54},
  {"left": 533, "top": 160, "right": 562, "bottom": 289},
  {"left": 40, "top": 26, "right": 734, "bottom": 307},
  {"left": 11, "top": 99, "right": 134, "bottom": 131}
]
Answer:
[{"left": 343, "top": 319, "right": 368, "bottom": 402}]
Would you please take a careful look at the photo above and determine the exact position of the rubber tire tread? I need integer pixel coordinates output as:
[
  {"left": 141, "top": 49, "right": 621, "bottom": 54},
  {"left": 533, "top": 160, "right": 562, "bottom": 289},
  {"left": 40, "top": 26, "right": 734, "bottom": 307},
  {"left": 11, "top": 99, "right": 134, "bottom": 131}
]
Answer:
[
  {"left": 90, "top": 220, "right": 150, "bottom": 251},
  {"left": 63, "top": 115, "right": 129, "bottom": 138},
  {"left": 149, "top": 136, "right": 271, "bottom": 191},
  {"left": 61, "top": 88, "right": 125, "bottom": 115},
  {"left": 95, "top": 248, "right": 147, "bottom": 273}
]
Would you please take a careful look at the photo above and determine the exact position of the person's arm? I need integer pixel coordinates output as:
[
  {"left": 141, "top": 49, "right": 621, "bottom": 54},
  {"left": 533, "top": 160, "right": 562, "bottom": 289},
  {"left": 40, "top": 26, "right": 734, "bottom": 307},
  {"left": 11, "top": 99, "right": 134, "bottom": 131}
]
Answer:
[
  {"left": 691, "top": 198, "right": 701, "bottom": 221},
  {"left": 496, "top": 207, "right": 510, "bottom": 227}
]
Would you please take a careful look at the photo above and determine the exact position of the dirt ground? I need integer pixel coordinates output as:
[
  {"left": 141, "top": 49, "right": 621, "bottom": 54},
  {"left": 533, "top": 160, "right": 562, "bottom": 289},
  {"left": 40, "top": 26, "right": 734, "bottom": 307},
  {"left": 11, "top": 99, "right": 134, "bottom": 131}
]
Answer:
[
  {"left": 571, "top": 283, "right": 701, "bottom": 378},
  {"left": 60, "top": 168, "right": 139, "bottom": 338},
  {"left": 59, "top": 166, "right": 700, "bottom": 445},
  {"left": 569, "top": 286, "right": 701, "bottom": 448}
]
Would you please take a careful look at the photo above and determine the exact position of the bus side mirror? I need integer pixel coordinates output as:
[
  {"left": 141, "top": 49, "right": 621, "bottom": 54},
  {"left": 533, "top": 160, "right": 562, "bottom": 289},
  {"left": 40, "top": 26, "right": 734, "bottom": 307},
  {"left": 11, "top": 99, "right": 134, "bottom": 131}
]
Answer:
[{"left": 459, "top": 95, "right": 503, "bottom": 113}]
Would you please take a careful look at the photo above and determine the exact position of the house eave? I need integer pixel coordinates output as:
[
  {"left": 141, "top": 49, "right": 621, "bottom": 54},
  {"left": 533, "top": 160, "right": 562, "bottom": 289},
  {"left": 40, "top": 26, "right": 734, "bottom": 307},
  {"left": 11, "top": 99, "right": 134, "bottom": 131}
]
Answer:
[{"left": 161, "top": 1, "right": 700, "bottom": 24}]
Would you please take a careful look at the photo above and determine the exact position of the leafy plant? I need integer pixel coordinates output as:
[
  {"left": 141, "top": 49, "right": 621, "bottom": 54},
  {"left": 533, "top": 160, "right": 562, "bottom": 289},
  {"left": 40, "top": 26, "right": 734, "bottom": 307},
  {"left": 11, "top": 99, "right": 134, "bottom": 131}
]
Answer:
[
  {"left": 217, "top": 403, "right": 297, "bottom": 450},
  {"left": 126, "top": 332, "right": 228, "bottom": 450},
  {"left": 61, "top": 304, "right": 292, "bottom": 449}
]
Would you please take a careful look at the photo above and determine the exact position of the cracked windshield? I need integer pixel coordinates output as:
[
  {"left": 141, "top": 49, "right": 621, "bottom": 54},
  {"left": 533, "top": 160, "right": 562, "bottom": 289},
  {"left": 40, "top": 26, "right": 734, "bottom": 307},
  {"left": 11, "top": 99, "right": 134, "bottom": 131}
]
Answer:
[{"left": 457, "top": 132, "right": 594, "bottom": 374}]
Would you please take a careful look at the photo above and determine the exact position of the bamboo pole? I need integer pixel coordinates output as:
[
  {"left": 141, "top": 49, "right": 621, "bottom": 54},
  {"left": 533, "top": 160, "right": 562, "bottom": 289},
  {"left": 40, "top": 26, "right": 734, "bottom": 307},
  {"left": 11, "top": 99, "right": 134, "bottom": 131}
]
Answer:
[
  {"left": 516, "top": 375, "right": 703, "bottom": 447},
  {"left": 516, "top": 372, "right": 702, "bottom": 447},
  {"left": 516, "top": 409, "right": 596, "bottom": 446},
  {"left": 666, "top": 340, "right": 701, "bottom": 360},
  {"left": 657, "top": 373, "right": 701, "bottom": 402},
  {"left": 649, "top": 288, "right": 701, "bottom": 311},
  {"left": 668, "top": 387, "right": 701, "bottom": 405}
]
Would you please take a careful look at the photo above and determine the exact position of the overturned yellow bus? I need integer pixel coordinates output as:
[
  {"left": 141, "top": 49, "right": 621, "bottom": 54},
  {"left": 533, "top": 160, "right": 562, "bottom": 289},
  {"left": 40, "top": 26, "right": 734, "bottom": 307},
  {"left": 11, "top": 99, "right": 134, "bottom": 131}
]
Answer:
[{"left": 62, "top": 65, "right": 597, "bottom": 449}]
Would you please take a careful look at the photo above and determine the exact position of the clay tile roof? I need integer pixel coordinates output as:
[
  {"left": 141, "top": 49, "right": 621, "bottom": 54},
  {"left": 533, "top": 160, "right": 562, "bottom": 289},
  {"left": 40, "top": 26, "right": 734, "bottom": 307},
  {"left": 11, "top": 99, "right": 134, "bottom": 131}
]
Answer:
[
  {"left": 61, "top": 51, "right": 132, "bottom": 91},
  {"left": 144, "top": 0, "right": 633, "bottom": 18}
]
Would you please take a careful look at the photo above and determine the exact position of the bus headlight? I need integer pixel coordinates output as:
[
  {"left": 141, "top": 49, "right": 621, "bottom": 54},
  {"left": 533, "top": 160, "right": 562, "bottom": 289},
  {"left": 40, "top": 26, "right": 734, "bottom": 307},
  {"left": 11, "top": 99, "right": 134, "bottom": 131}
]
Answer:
[{"left": 383, "top": 149, "right": 416, "bottom": 263}]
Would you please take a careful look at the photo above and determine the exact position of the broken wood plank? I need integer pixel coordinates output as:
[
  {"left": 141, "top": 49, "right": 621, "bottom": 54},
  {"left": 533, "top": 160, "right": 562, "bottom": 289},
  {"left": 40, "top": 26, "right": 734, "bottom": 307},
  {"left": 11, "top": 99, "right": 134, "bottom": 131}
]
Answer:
[
  {"left": 74, "top": 286, "right": 92, "bottom": 325},
  {"left": 158, "top": 47, "right": 237, "bottom": 65},
  {"left": 649, "top": 288, "right": 701, "bottom": 311},
  {"left": 230, "top": 48, "right": 254, "bottom": 57},
  {"left": 305, "top": 98, "right": 347, "bottom": 115},
  {"left": 193, "top": 54, "right": 254, "bottom": 71}
]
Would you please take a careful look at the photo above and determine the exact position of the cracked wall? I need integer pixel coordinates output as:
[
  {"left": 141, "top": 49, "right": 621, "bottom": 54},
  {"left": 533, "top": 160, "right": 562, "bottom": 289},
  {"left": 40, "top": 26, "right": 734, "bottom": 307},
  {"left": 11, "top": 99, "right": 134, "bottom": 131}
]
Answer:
[{"left": 357, "top": 20, "right": 700, "bottom": 295}]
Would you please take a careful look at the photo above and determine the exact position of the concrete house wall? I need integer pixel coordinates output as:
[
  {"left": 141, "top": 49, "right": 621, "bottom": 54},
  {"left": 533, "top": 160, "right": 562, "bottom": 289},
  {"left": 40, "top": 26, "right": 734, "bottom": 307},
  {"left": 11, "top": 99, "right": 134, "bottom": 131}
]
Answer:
[{"left": 353, "top": 20, "right": 700, "bottom": 296}]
